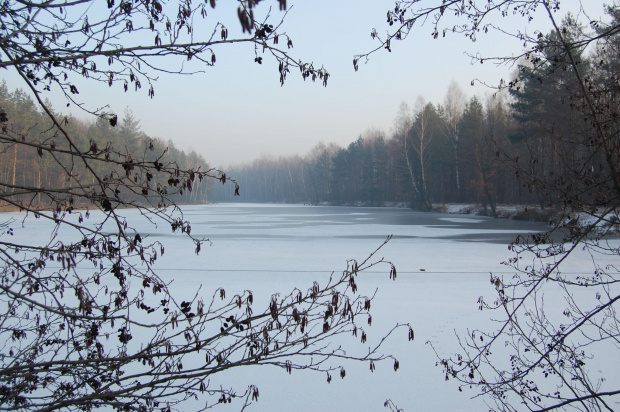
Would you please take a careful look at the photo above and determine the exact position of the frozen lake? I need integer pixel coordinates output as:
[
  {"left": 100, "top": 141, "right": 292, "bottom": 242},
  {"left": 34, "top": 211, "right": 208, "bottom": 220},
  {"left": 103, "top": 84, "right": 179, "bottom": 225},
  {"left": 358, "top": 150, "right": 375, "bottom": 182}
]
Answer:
[
  {"left": 4, "top": 203, "right": 614, "bottom": 411},
  {"left": 134, "top": 203, "right": 550, "bottom": 411}
]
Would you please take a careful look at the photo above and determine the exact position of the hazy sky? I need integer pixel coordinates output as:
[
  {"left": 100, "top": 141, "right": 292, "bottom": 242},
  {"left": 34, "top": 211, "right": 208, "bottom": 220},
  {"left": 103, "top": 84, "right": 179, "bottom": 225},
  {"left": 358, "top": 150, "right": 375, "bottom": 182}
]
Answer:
[{"left": 2, "top": 0, "right": 608, "bottom": 167}]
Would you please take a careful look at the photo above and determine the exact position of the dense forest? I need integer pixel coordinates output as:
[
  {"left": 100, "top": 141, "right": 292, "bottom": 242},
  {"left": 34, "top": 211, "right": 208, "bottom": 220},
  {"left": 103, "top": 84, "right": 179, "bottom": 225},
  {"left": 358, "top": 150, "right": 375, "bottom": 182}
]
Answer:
[
  {"left": 0, "top": 81, "right": 211, "bottom": 208},
  {"left": 208, "top": 83, "right": 567, "bottom": 214},
  {"left": 3, "top": 13, "right": 615, "bottom": 217},
  {"left": 211, "top": 16, "right": 617, "bottom": 217},
  {"left": 210, "top": 91, "right": 523, "bottom": 215}
]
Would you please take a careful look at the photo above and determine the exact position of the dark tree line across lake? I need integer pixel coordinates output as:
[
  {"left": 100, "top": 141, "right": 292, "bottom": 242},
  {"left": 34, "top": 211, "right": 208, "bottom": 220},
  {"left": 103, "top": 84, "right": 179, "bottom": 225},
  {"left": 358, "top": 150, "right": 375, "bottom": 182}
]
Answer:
[
  {"left": 211, "top": 21, "right": 616, "bottom": 216},
  {"left": 2, "top": 11, "right": 615, "bottom": 217},
  {"left": 211, "top": 91, "right": 525, "bottom": 214}
]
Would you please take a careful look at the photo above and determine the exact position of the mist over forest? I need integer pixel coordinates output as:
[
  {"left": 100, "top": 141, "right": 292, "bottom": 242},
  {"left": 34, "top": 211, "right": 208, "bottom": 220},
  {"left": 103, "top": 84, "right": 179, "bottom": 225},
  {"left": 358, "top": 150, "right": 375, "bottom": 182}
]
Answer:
[
  {"left": 211, "top": 38, "right": 605, "bottom": 215},
  {"left": 3, "top": 8, "right": 610, "bottom": 218}
]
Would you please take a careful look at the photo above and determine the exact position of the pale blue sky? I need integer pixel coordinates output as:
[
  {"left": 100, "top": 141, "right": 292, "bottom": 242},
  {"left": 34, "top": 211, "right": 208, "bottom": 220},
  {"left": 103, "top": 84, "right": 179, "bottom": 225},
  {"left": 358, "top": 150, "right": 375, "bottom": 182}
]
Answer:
[{"left": 1, "top": 0, "right": 608, "bottom": 167}]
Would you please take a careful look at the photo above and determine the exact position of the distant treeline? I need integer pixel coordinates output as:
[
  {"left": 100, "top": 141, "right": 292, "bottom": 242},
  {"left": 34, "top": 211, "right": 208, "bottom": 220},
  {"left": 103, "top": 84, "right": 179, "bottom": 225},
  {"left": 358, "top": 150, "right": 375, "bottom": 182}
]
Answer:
[
  {"left": 0, "top": 81, "right": 211, "bottom": 208},
  {"left": 211, "top": 44, "right": 612, "bottom": 215},
  {"left": 209, "top": 89, "right": 535, "bottom": 214}
]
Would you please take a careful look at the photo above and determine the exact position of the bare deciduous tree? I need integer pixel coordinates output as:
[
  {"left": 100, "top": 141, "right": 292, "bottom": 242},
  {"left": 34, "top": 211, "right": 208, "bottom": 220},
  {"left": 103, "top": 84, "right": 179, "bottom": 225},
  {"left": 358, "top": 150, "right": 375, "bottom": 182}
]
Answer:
[
  {"left": 442, "top": 80, "right": 466, "bottom": 193},
  {"left": 363, "top": 1, "right": 620, "bottom": 410},
  {"left": 0, "top": 1, "right": 410, "bottom": 410},
  {"left": 392, "top": 102, "right": 421, "bottom": 206},
  {"left": 409, "top": 97, "right": 438, "bottom": 210}
]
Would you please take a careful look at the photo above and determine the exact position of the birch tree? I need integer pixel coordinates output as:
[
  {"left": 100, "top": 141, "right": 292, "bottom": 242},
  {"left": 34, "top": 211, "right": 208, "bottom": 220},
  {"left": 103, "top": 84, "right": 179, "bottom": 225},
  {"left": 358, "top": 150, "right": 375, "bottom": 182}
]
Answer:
[{"left": 442, "top": 81, "right": 466, "bottom": 193}]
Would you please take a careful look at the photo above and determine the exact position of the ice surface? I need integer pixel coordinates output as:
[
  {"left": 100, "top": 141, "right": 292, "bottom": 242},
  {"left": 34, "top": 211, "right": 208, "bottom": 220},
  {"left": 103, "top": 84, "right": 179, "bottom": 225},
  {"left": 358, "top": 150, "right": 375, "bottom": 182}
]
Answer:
[{"left": 2, "top": 204, "right": 618, "bottom": 411}]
